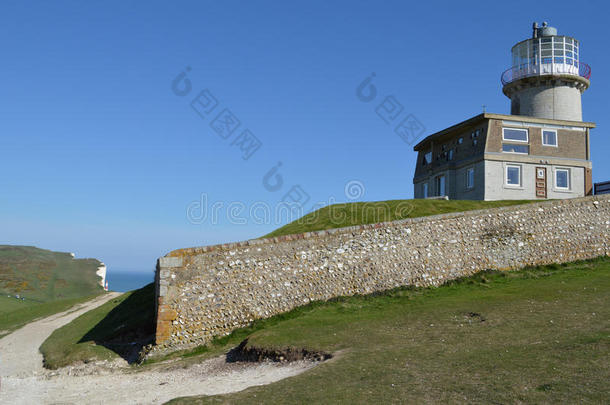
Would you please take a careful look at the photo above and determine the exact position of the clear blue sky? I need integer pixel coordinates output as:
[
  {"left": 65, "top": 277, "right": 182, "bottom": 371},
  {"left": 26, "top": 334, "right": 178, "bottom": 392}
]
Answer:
[{"left": 1, "top": 0, "right": 608, "bottom": 273}]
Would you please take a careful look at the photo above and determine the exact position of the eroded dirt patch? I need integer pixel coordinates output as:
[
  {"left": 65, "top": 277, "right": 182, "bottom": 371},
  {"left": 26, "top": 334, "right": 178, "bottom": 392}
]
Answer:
[{"left": 227, "top": 338, "right": 333, "bottom": 363}]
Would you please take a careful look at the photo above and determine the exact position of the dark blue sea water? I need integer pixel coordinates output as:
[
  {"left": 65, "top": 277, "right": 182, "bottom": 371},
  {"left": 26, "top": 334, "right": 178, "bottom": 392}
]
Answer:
[{"left": 106, "top": 270, "right": 154, "bottom": 292}]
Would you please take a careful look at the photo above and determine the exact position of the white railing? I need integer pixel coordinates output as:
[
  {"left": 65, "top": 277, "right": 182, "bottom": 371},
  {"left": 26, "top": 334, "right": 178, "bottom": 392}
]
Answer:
[{"left": 502, "top": 62, "right": 591, "bottom": 85}]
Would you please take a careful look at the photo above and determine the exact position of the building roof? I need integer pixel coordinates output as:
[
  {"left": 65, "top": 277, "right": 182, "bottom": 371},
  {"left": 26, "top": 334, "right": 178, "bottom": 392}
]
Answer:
[{"left": 413, "top": 113, "right": 596, "bottom": 151}]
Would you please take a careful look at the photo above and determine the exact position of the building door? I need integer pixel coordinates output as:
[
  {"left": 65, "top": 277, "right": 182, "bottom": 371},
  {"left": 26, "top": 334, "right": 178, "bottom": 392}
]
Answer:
[
  {"left": 535, "top": 167, "right": 547, "bottom": 198},
  {"left": 436, "top": 175, "right": 446, "bottom": 196}
]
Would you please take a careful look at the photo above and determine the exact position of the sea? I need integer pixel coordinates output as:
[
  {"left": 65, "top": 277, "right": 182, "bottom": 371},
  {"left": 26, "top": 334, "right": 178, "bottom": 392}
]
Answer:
[{"left": 105, "top": 269, "right": 155, "bottom": 292}]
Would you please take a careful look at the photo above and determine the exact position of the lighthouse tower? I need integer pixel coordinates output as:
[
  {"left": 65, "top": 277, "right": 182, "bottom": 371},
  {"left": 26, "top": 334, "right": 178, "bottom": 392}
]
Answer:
[{"left": 501, "top": 22, "right": 591, "bottom": 121}]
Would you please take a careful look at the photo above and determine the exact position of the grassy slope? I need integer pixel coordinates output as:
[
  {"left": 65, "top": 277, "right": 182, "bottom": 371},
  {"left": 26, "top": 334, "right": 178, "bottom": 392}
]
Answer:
[
  {"left": 169, "top": 257, "right": 610, "bottom": 404},
  {"left": 0, "top": 245, "right": 104, "bottom": 336},
  {"left": 264, "top": 199, "right": 532, "bottom": 238},
  {"left": 0, "top": 294, "right": 101, "bottom": 339},
  {"left": 0, "top": 245, "right": 103, "bottom": 301},
  {"left": 40, "top": 283, "right": 155, "bottom": 369},
  {"left": 0, "top": 295, "right": 37, "bottom": 312}
]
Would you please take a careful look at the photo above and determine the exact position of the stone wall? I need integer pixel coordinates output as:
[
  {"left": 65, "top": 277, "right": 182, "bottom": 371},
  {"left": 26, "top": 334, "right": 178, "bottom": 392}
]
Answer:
[{"left": 154, "top": 195, "right": 610, "bottom": 352}]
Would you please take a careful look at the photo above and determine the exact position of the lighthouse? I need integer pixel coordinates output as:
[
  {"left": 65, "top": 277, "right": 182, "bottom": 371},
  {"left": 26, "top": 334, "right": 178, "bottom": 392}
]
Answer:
[
  {"left": 501, "top": 22, "right": 591, "bottom": 121},
  {"left": 413, "top": 22, "right": 595, "bottom": 200}
]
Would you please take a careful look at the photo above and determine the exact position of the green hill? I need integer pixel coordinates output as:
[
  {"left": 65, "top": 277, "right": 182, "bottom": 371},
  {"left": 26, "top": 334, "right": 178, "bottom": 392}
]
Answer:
[
  {"left": 0, "top": 245, "right": 103, "bottom": 301},
  {"left": 264, "top": 199, "right": 532, "bottom": 238},
  {"left": 0, "top": 245, "right": 105, "bottom": 336}
]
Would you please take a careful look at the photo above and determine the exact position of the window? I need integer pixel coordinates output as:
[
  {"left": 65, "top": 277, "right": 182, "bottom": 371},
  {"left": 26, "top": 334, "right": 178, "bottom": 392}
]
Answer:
[
  {"left": 542, "top": 130, "right": 558, "bottom": 146},
  {"left": 447, "top": 149, "right": 454, "bottom": 161},
  {"left": 423, "top": 151, "right": 432, "bottom": 165},
  {"left": 423, "top": 183, "right": 428, "bottom": 198},
  {"left": 506, "top": 165, "right": 521, "bottom": 187},
  {"left": 502, "top": 144, "right": 529, "bottom": 154},
  {"left": 503, "top": 128, "right": 528, "bottom": 142},
  {"left": 555, "top": 168, "right": 570, "bottom": 189},
  {"left": 466, "top": 168, "right": 475, "bottom": 189},
  {"left": 458, "top": 137, "right": 463, "bottom": 144}
]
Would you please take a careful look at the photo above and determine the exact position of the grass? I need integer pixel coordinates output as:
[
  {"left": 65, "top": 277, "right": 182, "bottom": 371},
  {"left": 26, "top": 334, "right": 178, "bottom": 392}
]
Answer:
[
  {"left": 165, "top": 257, "right": 610, "bottom": 404},
  {"left": 0, "top": 245, "right": 103, "bottom": 302},
  {"left": 40, "top": 283, "right": 155, "bottom": 369},
  {"left": 0, "top": 295, "right": 38, "bottom": 313},
  {"left": 0, "top": 245, "right": 105, "bottom": 336},
  {"left": 0, "top": 294, "right": 100, "bottom": 338},
  {"left": 264, "top": 199, "right": 532, "bottom": 238}
]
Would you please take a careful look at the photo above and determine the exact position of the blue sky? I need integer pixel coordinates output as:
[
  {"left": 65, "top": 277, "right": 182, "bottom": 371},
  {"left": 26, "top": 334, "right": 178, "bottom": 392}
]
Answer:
[{"left": 1, "top": 0, "right": 608, "bottom": 273}]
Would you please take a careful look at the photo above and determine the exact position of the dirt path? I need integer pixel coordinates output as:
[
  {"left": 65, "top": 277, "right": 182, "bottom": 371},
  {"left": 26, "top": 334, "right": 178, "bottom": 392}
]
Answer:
[
  {"left": 0, "top": 292, "right": 121, "bottom": 378},
  {"left": 0, "top": 294, "right": 315, "bottom": 404},
  {"left": 3, "top": 357, "right": 314, "bottom": 404}
]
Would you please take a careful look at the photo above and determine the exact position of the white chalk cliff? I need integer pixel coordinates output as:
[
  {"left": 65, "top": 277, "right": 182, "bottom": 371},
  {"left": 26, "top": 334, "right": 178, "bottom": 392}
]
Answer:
[{"left": 96, "top": 263, "right": 107, "bottom": 288}]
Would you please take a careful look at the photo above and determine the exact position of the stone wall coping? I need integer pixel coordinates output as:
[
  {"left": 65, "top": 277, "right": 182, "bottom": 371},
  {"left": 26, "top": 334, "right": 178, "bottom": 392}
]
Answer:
[
  {"left": 158, "top": 256, "right": 183, "bottom": 268},
  {"left": 165, "top": 195, "right": 609, "bottom": 259}
]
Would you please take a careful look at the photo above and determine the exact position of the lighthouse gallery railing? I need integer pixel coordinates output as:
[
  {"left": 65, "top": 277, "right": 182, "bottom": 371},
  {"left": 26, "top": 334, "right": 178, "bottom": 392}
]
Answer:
[{"left": 501, "top": 62, "right": 591, "bottom": 86}]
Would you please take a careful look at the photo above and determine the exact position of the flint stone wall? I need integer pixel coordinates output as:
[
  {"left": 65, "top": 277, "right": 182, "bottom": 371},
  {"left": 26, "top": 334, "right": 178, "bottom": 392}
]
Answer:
[{"left": 154, "top": 195, "right": 610, "bottom": 352}]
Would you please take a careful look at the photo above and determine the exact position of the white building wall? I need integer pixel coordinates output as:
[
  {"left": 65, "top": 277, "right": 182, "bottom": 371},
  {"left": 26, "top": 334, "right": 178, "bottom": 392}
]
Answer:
[{"left": 484, "top": 160, "right": 584, "bottom": 200}]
